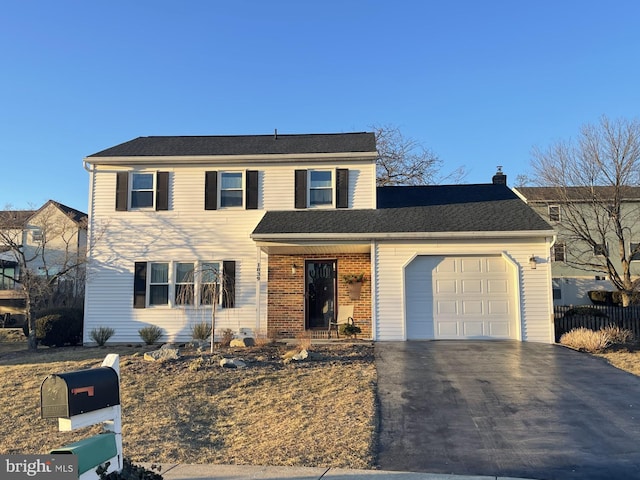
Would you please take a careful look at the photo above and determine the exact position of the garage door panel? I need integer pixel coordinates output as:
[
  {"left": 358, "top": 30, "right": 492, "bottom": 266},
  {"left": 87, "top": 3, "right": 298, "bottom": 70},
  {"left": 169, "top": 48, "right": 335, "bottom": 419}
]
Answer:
[
  {"left": 489, "top": 322, "right": 510, "bottom": 337},
  {"left": 462, "top": 300, "right": 483, "bottom": 315},
  {"left": 487, "top": 279, "right": 508, "bottom": 294},
  {"left": 406, "top": 255, "right": 516, "bottom": 341},
  {"left": 463, "top": 322, "right": 484, "bottom": 337},
  {"left": 438, "top": 322, "right": 459, "bottom": 336},
  {"left": 435, "top": 279, "right": 457, "bottom": 293},
  {"left": 461, "top": 279, "right": 482, "bottom": 293},
  {"left": 437, "top": 300, "right": 457, "bottom": 314},
  {"left": 488, "top": 300, "right": 509, "bottom": 315}
]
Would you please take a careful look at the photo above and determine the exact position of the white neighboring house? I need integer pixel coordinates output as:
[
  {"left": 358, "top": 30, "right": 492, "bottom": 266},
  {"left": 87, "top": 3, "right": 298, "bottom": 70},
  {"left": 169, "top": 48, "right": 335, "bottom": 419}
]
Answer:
[
  {"left": 83, "top": 134, "right": 556, "bottom": 344},
  {"left": 515, "top": 186, "right": 640, "bottom": 306},
  {"left": 0, "top": 201, "right": 88, "bottom": 325}
]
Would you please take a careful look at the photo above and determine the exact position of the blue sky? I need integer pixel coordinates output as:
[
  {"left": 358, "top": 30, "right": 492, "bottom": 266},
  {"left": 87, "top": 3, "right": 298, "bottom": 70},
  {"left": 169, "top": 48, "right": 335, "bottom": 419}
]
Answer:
[{"left": 2, "top": 0, "right": 639, "bottom": 211}]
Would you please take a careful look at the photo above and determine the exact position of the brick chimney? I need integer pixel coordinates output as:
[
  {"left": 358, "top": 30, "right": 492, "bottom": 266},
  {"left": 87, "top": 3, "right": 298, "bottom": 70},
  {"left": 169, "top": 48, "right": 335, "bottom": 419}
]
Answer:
[{"left": 492, "top": 166, "right": 507, "bottom": 185}]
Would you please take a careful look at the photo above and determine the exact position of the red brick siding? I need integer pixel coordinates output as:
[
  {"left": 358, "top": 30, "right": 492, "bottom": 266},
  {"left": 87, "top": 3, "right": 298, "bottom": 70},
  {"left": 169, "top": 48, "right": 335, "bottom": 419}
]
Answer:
[{"left": 267, "top": 253, "right": 372, "bottom": 339}]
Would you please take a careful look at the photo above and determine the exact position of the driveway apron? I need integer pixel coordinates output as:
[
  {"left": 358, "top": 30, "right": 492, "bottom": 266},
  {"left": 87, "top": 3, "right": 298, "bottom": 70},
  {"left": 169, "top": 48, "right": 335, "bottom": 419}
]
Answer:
[{"left": 375, "top": 341, "right": 640, "bottom": 480}]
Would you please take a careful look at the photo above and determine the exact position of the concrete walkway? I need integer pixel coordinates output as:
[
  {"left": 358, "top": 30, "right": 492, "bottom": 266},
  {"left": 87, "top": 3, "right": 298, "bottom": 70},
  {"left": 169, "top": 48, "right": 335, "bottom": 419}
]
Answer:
[{"left": 156, "top": 464, "right": 535, "bottom": 480}]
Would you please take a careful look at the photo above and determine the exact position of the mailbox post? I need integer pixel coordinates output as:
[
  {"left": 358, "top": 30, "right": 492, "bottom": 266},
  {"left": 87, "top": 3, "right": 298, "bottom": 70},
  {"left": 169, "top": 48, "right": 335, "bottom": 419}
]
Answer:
[{"left": 41, "top": 354, "right": 123, "bottom": 480}]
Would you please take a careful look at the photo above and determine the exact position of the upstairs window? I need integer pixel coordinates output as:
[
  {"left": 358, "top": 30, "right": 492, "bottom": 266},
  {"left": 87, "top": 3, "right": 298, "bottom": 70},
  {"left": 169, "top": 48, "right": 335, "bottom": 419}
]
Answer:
[
  {"left": 205, "top": 171, "right": 258, "bottom": 210},
  {"left": 309, "top": 171, "right": 333, "bottom": 206},
  {"left": 220, "top": 172, "right": 243, "bottom": 207},
  {"left": 552, "top": 242, "right": 565, "bottom": 262},
  {"left": 548, "top": 205, "right": 560, "bottom": 222},
  {"left": 116, "top": 171, "right": 169, "bottom": 211},
  {"left": 631, "top": 243, "right": 640, "bottom": 261},
  {"left": 594, "top": 243, "right": 608, "bottom": 256},
  {"left": 31, "top": 228, "right": 44, "bottom": 243},
  {"left": 295, "top": 169, "right": 348, "bottom": 209},
  {"left": 131, "top": 173, "right": 154, "bottom": 208}
]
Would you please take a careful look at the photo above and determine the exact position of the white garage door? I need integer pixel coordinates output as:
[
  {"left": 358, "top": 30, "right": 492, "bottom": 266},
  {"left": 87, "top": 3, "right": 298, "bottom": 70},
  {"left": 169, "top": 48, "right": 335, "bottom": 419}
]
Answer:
[{"left": 405, "top": 255, "right": 516, "bottom": 340}]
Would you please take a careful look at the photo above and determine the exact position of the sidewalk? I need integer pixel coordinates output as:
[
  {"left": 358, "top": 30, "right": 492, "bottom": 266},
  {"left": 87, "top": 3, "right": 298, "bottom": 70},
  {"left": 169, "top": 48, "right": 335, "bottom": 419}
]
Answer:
[{"left": 154, "top": 464, "right": 537, "bottom": 480}]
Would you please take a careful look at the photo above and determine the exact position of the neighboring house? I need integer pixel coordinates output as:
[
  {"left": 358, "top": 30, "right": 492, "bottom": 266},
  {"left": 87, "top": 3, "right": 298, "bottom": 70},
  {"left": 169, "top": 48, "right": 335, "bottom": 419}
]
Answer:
[
  {"left": 0, "top": 201, "right": 88, "bottom": 324},
  {"left": 83, "top": 134, "right": 555, "bottom": 344},
  {"left": 515, "top": 186, "right": 640, "bottom": 306}
]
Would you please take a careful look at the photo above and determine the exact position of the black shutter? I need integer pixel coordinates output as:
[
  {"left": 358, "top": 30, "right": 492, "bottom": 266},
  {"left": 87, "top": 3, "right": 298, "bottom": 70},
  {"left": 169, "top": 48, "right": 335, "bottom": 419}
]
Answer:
[
  {"left": 294, "top": 169, "right": 307, "bottom": 209},
  {"left": 116, "top": 172, "right": 129, "bottom": 211},
  {"left": 336, "top": 168, "right": 349, "bottom": 209},
  {"left": 205, "top": 171, "right": 218, "bottom": 210},
  {"left": 246, "top": 170, "right": 259, "bottom": 209},
  {"left": 222, "top": 260, "right": 235, "bottom": 308},
  {"left": 133, "top": 262, "right": 147, "bottom": 309},
  {"left": 156, "top": 172, "right": 169, "bottom": 211}
]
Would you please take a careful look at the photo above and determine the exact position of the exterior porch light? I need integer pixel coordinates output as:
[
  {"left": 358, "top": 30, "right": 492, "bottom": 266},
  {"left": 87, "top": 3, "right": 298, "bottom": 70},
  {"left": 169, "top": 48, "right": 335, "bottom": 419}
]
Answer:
[
  {"left": 292, "top": 263, "right": 298, "bottom": 275},
  {"left": 529, "top": 255, "right": 537, "bottom": 269}
]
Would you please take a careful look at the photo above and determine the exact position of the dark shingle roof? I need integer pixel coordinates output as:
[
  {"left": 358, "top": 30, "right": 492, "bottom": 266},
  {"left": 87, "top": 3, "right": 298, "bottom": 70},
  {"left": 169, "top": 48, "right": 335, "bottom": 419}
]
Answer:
[
  {"left": 88, "top": 132, "right": 376, "bottom": 157},
  {"left": 253, "top": 184, "right": 553, "bottom": 237},
  {"left": 517, "top": 186, "right": 640, "bottom": 202},
  {"left": 0, "top": 210, "right": 35, "bottom": 228}
]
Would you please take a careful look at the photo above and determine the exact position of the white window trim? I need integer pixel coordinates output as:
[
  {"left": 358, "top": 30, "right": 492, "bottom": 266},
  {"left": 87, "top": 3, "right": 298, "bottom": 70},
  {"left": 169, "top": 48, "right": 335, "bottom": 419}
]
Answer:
[
  {"left": 130, "top": 172, "right": 156, "bottom": 210},
  {"left": 548, "top": 204, "right": 560, "bottom": 222},
  {"left": 552, "top": 242, "right": 566, "bottom": 262},
  {"left": 308, "top": 169, "right": 335, "bottom": 208},
  {"left": 219, "top": 171, "right": 245, "bottom": 209}
]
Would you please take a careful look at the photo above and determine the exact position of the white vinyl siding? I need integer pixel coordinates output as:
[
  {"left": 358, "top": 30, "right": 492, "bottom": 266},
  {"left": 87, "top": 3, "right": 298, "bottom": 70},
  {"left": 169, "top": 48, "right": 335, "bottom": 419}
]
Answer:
[
  {"left": 375, "top": 239, "right": 554, "bottom": 343},
  {"left": 85, "top": 158, "right": 376, "bottom": 343}
]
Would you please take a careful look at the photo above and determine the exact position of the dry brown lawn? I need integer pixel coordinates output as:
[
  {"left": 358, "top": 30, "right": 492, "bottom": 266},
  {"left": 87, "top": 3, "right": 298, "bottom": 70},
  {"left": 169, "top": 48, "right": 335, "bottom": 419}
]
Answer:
[
  {"left": 596, "top": 344, "right": 640, "bottom": 376},
  {"left": 0, "top": 330, "right": 376, "bottom": 469}
]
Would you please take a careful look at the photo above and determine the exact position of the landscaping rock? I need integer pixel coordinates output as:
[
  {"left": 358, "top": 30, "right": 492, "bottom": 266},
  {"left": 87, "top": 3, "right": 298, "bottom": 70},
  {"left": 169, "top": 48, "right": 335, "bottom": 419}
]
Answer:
[
  {"left": 144, "top": 347, "right": 180, "bottom": 362},
  {"left": 230, "top": 337, "right": 255, "bottom": 347},
  {"left": 283, "top": 348, "right": 309, "bottom": 364},
  {"left": 219, "top": 358, "right": 247, "bottom": 368}
]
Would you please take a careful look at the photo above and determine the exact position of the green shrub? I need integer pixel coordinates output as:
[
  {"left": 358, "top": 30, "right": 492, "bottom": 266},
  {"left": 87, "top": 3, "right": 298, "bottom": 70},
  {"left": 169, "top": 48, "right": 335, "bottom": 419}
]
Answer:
[
  {"left": 564, "top": 306, "right": 609, "bottom": 318},
  {"left": 190, "top": 322, "right": 212, "bottom": 341},
  {"left": 138, "top": 325, "right": 163, "bottom": 345},
  {"left": 34, "top": 308, "right": 83, "bottom": 347},
  {"left": 588, "top": 290, "right": 640, "bottom": 306},
  {"left": 90, "top": 326, "right": 116, "bottom": 346},
  {"left": 339, "top": 322, "right": 362, "bottom": 338}
]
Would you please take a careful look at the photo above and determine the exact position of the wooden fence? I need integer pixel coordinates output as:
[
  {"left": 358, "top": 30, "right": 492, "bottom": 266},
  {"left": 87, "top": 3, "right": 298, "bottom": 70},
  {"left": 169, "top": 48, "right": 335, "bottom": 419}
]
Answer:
[{"left": 554, "top": 305, "right": 640, "bottom": 342}]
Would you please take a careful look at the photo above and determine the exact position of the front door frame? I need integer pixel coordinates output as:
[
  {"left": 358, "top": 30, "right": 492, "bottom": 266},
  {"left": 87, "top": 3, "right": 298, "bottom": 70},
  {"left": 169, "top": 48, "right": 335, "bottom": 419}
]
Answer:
[{"left": 304, "top": 259, "right": 337, "bottom": 330}]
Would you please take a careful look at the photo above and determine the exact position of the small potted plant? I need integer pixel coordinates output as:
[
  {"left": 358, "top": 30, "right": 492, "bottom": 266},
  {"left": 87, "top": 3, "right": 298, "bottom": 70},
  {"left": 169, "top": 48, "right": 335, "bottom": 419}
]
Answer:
[
  {"left": 339, "top": 319, "right": 362, "bottom": 338},
  {"left": 342, "top": 273, "right": 366, "bottom": 300}
]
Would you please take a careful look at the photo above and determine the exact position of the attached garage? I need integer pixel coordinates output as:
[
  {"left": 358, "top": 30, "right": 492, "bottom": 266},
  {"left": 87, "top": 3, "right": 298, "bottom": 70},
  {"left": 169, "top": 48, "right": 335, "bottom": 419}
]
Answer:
[{"left": 405, "top": 255, "right": 518, "bottom": 340}]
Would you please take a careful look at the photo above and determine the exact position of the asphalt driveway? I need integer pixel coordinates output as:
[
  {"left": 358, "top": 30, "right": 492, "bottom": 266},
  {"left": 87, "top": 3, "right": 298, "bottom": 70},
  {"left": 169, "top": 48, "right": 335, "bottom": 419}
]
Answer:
[{"left": 375, "top": 341, "right": 640, "bottom": 480}]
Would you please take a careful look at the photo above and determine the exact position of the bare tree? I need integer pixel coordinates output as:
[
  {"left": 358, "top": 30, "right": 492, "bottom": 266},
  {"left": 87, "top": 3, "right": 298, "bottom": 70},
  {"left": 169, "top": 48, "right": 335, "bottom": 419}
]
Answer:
[
  {"left": 175, "top": 262, "right": 229, "bottom": 353},
  {"left": 373, "top": 124, "right": 465, "bottom": 186},
  {"left": 531, "top": 115, "right": 640, "bottom": 306},
  {"left": 0, "top": 202, "right": 88, "bottom": 350}
]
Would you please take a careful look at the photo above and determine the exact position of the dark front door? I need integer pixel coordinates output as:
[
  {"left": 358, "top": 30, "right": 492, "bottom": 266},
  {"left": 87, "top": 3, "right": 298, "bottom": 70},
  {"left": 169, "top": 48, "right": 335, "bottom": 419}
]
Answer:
[{"left": 305, "top": 260, "right": 336, "bottom": 329}]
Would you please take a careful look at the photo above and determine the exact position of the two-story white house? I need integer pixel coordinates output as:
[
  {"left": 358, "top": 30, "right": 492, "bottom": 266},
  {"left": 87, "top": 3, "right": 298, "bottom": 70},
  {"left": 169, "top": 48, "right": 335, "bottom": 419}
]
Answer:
[
  {"left": 83, "top": 133, "right": 556, "bottom": 344},
  {"left": 0, "top": 201, "right": 87, "bottom": 325}
]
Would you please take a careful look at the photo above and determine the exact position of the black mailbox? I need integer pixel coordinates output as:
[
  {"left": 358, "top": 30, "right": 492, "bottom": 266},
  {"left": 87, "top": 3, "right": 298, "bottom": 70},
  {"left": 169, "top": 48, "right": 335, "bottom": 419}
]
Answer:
[{"left": 40, "top": 366, "right": 120, "bottom": 419}]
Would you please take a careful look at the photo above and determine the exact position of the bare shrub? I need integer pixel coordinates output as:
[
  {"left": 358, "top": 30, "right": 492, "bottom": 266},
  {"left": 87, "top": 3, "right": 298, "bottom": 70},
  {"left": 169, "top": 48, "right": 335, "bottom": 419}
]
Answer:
[
  {"left": 560, "top": 327, "right": 612, "bottom": 353},
  {"left": 295, "top": 331, "right": 312, "bottom": 351},
  {"left": 138, "top": 325, "right": 163, "bottom": 345},
  {"left": 254, "top": 334, "right": 274, "bottom": 347},
  {"left": 191, "top": 322, "right": 212, "bottom": 341},
  {"left": 90, "top": 326, "right": 115, "bottom": 346},
  {"left": 219, "top": 328, "right": 234, "bottom": 347},
  {"left": 600, "top": 325, "right": 634, "bottom": 344}
]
